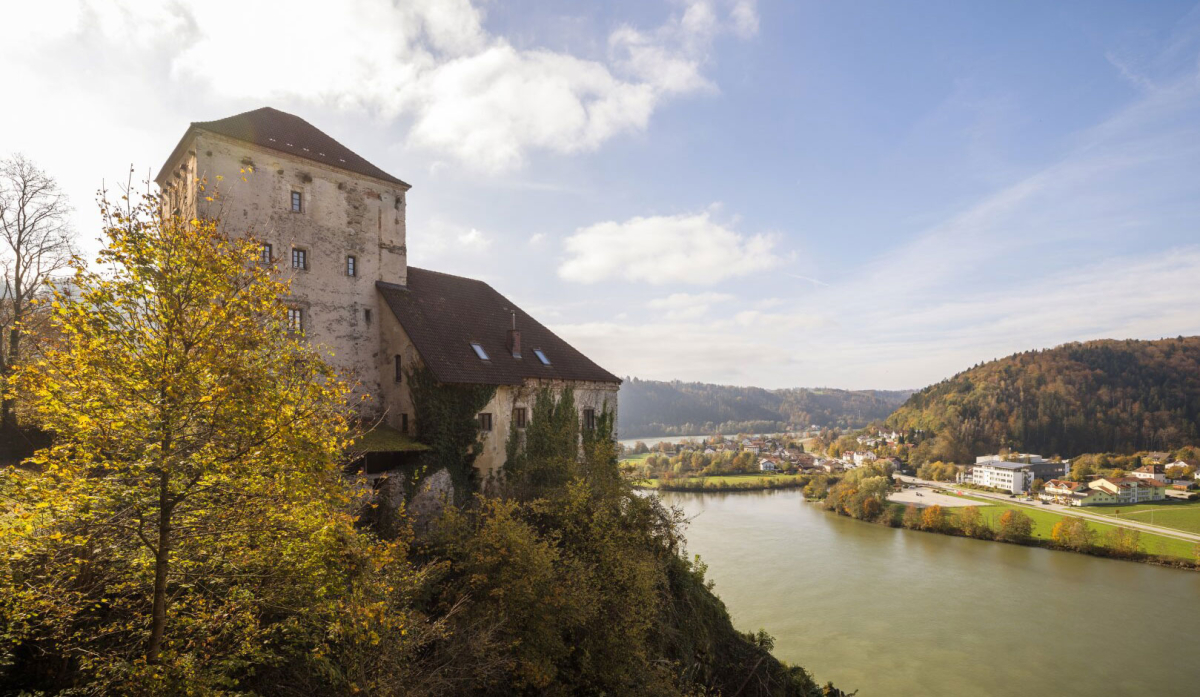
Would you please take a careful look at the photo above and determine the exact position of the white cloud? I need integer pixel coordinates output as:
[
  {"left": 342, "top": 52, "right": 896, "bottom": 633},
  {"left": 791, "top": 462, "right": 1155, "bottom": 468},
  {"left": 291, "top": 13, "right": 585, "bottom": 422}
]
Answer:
[
  {"left": 647, "top": 291, "right": 733, "bottom": 319},
  {"left": 728, "top": 0, "right": 761, "bottom": 39},
  {"left": 528, "top": 233, "right": 547, "bottom": 245},
  {"left": 559, "top": 211, "right": 781, "bottom": 284},
  {"left": 412, "top": 220, "right": 493, "bottom": 262},
  {"left": 8, "top": 0, "right": 757, "bottom": 174}
]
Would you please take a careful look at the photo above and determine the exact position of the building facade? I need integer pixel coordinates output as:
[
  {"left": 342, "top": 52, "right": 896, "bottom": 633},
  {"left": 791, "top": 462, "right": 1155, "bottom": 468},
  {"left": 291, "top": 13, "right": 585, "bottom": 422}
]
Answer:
[{"left": 157, "top": 107, "right": 620, "bottom": 480}]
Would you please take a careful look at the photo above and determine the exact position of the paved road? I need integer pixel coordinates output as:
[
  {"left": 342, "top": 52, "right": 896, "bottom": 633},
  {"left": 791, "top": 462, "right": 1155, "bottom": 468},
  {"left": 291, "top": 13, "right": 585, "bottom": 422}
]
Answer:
[{"left": 896, "top": 475, "right": 1200, "bottom": 544}]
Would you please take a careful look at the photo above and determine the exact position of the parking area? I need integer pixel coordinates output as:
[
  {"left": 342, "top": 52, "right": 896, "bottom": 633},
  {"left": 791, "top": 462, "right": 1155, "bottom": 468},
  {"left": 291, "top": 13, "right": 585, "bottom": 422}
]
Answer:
[{"left": 888, "top": 487, "right": 982, "bottom": 508}]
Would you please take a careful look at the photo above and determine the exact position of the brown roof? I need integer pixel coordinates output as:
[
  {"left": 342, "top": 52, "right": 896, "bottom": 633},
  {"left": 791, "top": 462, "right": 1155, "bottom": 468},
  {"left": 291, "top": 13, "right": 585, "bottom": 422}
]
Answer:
[
  {"left": 156, "top": 107, "right": 409, "bottom": 189},
  {"left": 377, "top": 267, "right": 620, "bottom": 387}
]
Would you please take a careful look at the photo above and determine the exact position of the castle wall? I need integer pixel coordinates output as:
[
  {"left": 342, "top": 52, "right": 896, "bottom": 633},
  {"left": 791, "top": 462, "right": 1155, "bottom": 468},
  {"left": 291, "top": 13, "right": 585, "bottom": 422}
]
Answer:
[
  {"left": 159, "top": 123, "right": 618, "bottom": 483},
  {"left": 377, "top": 309, "right": 619, "bottom": 482},
  {"left": 160, "top": 130, "right": 409, "bottom": 413}
]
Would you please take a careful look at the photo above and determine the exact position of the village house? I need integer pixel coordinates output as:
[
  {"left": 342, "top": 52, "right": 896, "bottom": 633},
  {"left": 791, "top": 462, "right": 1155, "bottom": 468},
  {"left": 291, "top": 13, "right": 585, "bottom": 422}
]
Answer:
[
  {"left": 1130, "top": 464, "right": 1167, "bottom": 482},
  {"left": 1041, "top": 479, "right": 1119, "bottom": 507},
  {"left": 156, "top": 107, "right": 620, "bottom": 481},
  {"left": 1090, "top": 477, "right": 1168, "bottom": 504}
]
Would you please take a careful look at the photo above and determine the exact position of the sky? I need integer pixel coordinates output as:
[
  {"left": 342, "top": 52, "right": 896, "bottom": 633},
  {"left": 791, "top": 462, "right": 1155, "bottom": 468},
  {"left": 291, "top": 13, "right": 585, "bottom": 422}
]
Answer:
[{"left": 3, "top": 0, "right": 1200, "bottom": 391}]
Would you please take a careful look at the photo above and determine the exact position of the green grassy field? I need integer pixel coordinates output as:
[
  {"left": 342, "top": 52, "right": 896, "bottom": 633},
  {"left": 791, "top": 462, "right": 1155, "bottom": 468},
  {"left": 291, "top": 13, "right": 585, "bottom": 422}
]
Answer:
[
  {"left": 635, "top": 473, "right": 808, "bottom": 489},
  {"left": 939, "top": 497, "right": 1197, "bottom": 561},
  {"left": 1080, "top": 499, "right": 1200, "bottom": 534},
  {"left": 619, "top": 452, "right": 654, "bottom": 464}
]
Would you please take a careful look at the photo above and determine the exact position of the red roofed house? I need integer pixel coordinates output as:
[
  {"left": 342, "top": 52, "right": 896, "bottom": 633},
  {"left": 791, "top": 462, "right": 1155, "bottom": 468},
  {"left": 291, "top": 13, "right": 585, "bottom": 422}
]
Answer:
[
  {"left": 157, "top": 107, "right": 620, "bottom": 481},
  {"left": 1089, "top": 477, "right": 1167, "bottom": 504},
  {"left": 1131, "top": 464, "right": 1167, "bottom": 483}
]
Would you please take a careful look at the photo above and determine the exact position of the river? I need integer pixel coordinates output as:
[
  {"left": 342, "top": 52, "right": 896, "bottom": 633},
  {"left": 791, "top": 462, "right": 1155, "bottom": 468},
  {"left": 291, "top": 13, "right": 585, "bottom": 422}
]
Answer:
[{"left": 657, "top": 489, "right": 1200, "bottom": 696}]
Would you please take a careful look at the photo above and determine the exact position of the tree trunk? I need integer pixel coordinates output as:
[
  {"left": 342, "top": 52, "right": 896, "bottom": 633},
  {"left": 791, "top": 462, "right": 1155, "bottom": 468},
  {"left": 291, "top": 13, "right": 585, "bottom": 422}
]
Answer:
[
  {"left": 147, "top": 467, "right": 172, "bottom": 663},
  {"left": 0, "top": 326, "right": 16, "bottom": 429}
]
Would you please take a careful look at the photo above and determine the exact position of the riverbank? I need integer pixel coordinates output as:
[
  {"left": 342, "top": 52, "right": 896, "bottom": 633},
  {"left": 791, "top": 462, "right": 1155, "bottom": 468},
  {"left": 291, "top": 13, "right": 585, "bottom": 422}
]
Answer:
[
  {"left": 821, "top": 495, "right": 1200, "bottom": 570},
  {"left": 658, "top": 489, "right": 1200, "bottom": 696},
  {"left": 635, "top": 473, "right": 812, "bottom": 492}
]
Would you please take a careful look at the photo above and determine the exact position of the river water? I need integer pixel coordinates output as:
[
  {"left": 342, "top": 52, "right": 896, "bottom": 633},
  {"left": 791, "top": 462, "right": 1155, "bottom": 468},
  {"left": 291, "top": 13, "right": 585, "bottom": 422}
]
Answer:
[{"left": 657, "top": 489, "right": 1200, "bottom": 696}]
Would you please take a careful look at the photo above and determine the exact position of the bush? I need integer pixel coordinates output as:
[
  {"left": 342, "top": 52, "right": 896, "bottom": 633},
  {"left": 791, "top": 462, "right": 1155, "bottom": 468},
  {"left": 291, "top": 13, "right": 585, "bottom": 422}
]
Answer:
[{"left": 995, "top": 510, "right": 1035, "bottom": 543}]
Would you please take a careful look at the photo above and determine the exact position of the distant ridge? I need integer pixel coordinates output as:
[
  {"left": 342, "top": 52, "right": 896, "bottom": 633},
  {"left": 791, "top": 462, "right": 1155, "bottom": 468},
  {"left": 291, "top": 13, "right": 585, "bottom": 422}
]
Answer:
[
  {"left": 618, "top": 378, "right": 913, "bottom": 438},
  {"left": 887, "top": 337, "right": 1200, "bottom": 460}
]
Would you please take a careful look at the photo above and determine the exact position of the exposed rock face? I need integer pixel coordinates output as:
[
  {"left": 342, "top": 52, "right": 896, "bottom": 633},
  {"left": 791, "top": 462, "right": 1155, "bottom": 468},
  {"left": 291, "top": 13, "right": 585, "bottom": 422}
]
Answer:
[{"left": 376, "top": 467, "right": 454, "bottom": 536}]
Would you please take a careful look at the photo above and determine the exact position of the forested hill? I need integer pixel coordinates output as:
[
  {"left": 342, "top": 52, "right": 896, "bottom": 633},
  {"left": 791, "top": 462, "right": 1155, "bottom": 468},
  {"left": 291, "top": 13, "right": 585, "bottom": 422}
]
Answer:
[
  {"left": 618, "top": 378, "right": 913, "bottom": 438},
  {"left": 886, "top": 337, "right": 1200, "bottom": 460}
]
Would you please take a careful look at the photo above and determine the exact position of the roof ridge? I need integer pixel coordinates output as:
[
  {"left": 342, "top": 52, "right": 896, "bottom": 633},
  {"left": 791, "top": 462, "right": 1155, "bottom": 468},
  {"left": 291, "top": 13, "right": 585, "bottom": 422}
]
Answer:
[
  {"left": 408, "top": 265, "right": 492, "bottom": 286},
  {"left": 157, "top": 106, "right": 410, "bottom": 189}
]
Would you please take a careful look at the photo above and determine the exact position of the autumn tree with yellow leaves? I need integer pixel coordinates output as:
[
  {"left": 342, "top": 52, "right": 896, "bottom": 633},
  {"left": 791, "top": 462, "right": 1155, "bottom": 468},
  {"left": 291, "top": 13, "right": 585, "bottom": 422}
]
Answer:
[{"left": 0, "top": 188, "right": 432, "bottom": 693}]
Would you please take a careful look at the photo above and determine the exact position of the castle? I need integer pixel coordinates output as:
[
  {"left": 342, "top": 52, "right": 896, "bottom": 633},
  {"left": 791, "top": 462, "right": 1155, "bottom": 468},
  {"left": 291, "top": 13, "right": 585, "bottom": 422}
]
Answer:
[{"left": 156, "top": 107, "right": 619, "bottom": 478}]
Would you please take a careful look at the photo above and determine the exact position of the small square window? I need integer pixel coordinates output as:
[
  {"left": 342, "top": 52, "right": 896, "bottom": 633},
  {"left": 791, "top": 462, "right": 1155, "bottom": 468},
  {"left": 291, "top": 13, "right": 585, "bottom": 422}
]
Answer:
[
  {"left": 533, "top": 349, "right": 550, "bottom": 365},
  {"left": 346, "top": 255, "right": 357, "bottom": 277},
  {"left": 260, "top": 243, "right": 272, "bottom": 264},
  {"left": 394, "top": 355, "right": 402, "bottom": 383},
  {"left": 287, "top": 307, "right": 304, "bottom": 334},
  {"left": 513, "top": 407, "right": 527, "bottom": 429},
  {"left": 291, "top": 190, "right": 303, "bottom": 212},
  {"left": 582, "top": 408, "right": 596, "bottom": 431},
  {"left": 292, "top": 248, "right": 307, "bottom": 270},
  {"left": 478, "top": 413, "right": 493, "bottom": 432},
  {"left": 470, "top": 342, "right": 489, "bottom": 360}
]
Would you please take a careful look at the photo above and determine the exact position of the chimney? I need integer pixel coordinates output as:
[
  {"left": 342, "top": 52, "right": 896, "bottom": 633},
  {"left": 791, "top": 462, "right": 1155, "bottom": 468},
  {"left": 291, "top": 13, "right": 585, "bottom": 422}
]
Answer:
[{"left": 507, "top": 312, "right": 521, "bottom": 358}]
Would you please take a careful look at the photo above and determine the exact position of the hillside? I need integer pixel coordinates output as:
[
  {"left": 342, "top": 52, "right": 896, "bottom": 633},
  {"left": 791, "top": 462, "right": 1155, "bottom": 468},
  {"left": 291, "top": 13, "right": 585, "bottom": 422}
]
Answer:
[
  {"left": 887, "top": 337, "right": 1200, "bottom": 460},
  {"left": 618, "top": 378, "right": 912, "bottom": 438}
]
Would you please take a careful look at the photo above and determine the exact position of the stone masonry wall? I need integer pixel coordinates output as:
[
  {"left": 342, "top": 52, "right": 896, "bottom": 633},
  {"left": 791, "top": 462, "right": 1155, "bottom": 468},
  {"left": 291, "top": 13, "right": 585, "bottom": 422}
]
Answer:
[{"left": 161, "top": 130, "right": 409, "bottom": 415}]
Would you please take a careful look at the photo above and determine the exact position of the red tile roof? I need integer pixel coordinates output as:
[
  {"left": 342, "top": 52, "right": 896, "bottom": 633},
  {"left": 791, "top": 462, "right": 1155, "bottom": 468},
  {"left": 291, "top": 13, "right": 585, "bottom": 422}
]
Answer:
[
  {"left": 377, "top": 268, "right": 620, "bottom": 387},
  {"left": 157, "top": 107, "right": 409, "bottom": 188}
]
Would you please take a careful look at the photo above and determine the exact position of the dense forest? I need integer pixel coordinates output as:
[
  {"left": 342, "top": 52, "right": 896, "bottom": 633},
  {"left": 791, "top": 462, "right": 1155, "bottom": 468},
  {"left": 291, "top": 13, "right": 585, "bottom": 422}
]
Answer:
[
  {"left": 618, "top": 378, "right": 912, "bottom": 438},
  {"left": 887, "top": 337, "right": 1200, "bottom": 460}
]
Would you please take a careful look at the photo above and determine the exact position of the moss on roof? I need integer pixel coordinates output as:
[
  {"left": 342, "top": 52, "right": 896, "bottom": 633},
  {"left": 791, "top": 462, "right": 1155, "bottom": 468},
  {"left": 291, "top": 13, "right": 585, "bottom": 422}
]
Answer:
[{"left": 352, "top": 424, "right": 431, "bottom": 453}]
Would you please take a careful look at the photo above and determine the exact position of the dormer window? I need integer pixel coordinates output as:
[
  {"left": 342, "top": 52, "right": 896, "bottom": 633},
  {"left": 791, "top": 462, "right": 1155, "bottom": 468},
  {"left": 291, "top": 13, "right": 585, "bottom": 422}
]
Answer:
[
  {"left": 291, "top": 191, "right": 303, "bottom": 212},
  {"left": 470, "top": 342, "right": 490, "bottom": 360},
  {"left": 533, "top": 349, "right": 550, "bottom": 365}
]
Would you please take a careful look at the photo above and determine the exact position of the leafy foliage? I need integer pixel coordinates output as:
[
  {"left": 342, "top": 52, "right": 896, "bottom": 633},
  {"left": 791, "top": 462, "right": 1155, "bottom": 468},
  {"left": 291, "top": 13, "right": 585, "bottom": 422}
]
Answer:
[
  {"left": 0, "top": 191, "right": 433, "bottom": 693},
  {"left": 406, "top": 363, "right": 496, "bottom": 500},
  {"left": 620, "top": 378, "right": 911, "bottom": 438},
  {"left": 888, "top": 338, "right": 1200, "bottom": 460},
  {"left": 0, "top": 191, "right": 841, "bottom": 696}
]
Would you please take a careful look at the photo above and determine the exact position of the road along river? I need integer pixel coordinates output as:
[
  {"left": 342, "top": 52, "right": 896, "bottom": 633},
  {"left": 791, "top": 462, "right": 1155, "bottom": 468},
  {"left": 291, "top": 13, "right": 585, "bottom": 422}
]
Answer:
[{"left": 657, "top": 489, "right": 1200, "bottom": 697}]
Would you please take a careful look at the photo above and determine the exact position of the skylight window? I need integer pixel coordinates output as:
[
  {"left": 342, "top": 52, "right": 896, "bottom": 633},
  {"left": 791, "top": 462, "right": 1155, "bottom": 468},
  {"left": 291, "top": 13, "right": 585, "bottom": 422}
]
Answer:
[
  {"left": 471, "top": 342, "right": 490, "bottom": 360},
  {"left": 533, "top": 349, "right": 550, "bottom": 365}
]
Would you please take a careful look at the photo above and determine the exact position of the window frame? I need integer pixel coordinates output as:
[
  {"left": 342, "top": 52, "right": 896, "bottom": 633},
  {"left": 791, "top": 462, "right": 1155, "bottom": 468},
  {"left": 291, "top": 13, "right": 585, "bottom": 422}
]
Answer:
[
  {"left": 470, "top": 342, "right": 490, "bottom": 360},
  {"left": 346, "top": 255, "right": 357, "bottom": 277},
  {"left": 260, "top": 242, "right": 273, "bottom": 264},
  {"left": 478, "top": 412, "right": 493, "bottom": 432},
  {"left": 394, "top": 354, "right": 403, "bottom": 383},
  {"left": 290, "top": 190, "right": 303, "bottom": 213},
  {"left": 291, "top": 247, "right": 308, "bottom": 270},
  {"left": 287, "top": 307, "right": 304, "bottom": 334},
  {"left": 582, "top": 407, "right": 596, "bottom": 431},
  {"left": 533, "top": 348, "right": 550, "bottom": 365},
  {"left": 513, "top": 407, "right": 527, "bottom": 429}
]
